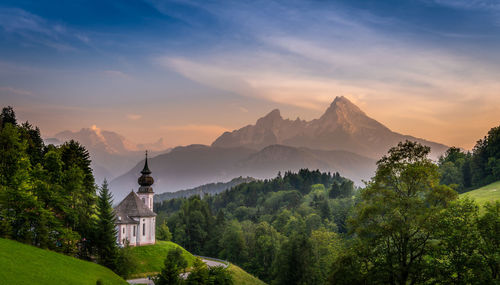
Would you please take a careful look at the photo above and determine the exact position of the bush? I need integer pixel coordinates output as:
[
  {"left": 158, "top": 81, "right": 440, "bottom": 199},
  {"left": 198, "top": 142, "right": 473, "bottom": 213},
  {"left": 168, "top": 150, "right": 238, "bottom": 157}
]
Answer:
[
  {"left": 157, "top": 221, "right": 172, "bottom": 241},
  {"left": 115, "top": 244, "right": 138, "bottom": 279}
]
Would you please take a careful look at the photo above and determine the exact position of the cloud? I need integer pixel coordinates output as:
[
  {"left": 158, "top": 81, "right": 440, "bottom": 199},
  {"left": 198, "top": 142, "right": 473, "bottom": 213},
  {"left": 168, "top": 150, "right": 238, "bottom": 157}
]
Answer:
[
  {"left": 0, "top": 8, "right": 80, "bottom": 51},
  {"left": 103, "top": 70, "right": 131, "bottom": 79},
  {"left": 0, "top": 8, "right": 52, "bottom": 35},
  {"left": 156, "top": 2, "right": 500, "bottom": 150},
  {"left": 160, "top": 124, "right": 229, "bottom": 134},
  {"left": 431, "top": 0, "right": 500, "bottom": 11},
  {"left": 158, "top": 36, "right": 500, "bottom": 112},
  {"left": 127, "top": 114, "right": 142, "bottom": 120},
  {"left": 0, "top": 86, "right": 33, "bottom": 96},
  {"left": 76, "top": 34, "right": 90, "bottom": 44},
  {"left": 158, "top": 124, "right": 231, "bottom": 146}
]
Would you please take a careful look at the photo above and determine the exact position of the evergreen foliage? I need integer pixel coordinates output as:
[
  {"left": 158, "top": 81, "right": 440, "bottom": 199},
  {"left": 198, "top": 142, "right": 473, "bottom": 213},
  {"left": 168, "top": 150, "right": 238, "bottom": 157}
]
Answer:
[
  {"left": 156, "top": 221, "right": 172, "bottom": 241},
  {"left": 438, "top": 124, "right": 500, "bottom": 192},
  {"left": 153, "top": 247, "right": 188, "bottom": 285},
  {"left": 153, "top": 248, "right": 233, "bottom": 285},
  {"left": 0, "top": 106, "right": 101, "bottom": 263},
  {"left": 156, "top": 169, "right": 355, "bottom": 283},
  {"left": 96, "top": 180, "right": 118, "bottom": 270}
]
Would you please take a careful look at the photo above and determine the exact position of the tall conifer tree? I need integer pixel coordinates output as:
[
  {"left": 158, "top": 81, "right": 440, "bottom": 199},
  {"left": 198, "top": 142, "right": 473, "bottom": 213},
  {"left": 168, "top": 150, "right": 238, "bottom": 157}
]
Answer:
[{"left": 96, "top": 179, "right": 118, "bottom": 270}]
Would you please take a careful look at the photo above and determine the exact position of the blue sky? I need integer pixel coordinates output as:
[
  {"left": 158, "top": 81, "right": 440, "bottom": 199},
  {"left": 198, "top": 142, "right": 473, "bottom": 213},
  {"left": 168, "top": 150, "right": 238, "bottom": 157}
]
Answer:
[{"left": 1, "top": 0, "right": 499, "bottom": 148}]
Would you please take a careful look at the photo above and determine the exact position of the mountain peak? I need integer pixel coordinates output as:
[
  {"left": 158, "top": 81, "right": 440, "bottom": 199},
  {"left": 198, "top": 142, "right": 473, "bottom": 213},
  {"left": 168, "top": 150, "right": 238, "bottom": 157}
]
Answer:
[
  {"left": 256, "top": 109, "right": 282, "bottom": 128},
  {"left": 210, "top": 98, "right": 447, "bottom": 159},
  {"left": 264, "top": 109, "right": 281, "bottom": 119},
  {"left": 327, "top": 96, "right": 365, "bottom": 116}
]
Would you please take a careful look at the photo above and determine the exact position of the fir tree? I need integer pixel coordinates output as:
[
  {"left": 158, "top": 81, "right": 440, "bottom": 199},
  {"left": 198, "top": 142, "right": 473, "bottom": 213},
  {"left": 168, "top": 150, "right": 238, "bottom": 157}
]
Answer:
[{"left": 95, "top": 180, "right": 118, "bottom": 270}]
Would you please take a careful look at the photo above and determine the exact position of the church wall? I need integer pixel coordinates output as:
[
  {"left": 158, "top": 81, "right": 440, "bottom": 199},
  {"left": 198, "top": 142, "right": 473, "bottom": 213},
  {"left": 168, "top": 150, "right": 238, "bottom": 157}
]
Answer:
[
  {"left": 137, "top": 217, "right": 156, "bottom": 245},
  {"left": 116, "top": 224, "right": 139, "bottom": 246},
  {"left": 137, "top": 192, "right": 154, "bottom": 211},
  {"left": 115, "top": 218, "right": 155, "bottom": 246}
]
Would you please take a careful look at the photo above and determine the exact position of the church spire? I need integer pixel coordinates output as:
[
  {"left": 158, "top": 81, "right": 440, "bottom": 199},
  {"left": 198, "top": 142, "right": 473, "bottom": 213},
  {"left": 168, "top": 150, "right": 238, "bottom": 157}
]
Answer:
[
  {"left": 141, "top": 150, "right": 152, "bottom": 175},
  {"left": 138, "top": 150, "right": 154, "bottom": 191}
]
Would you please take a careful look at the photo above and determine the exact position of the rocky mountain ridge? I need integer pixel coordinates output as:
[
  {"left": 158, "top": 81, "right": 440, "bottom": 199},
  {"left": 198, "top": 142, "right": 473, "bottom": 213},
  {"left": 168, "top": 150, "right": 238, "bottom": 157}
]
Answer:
[{"left": 212, "top": 96, "right": 447, "bottom": 159}]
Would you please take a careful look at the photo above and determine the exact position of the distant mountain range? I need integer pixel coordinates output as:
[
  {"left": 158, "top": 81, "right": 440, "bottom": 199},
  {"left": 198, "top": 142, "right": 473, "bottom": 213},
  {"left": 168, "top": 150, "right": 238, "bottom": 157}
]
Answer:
[
  {"left": 110, "top": 96, "right": 448, "bottom": 200},
  {"left": 110, "top": 143, "right": 377, "bottom": 201},
  {"left": 44, "top": 126, "right": 170, "bottom": 184},
  {"left": 49, "top": 96, "right": 448, "bottom": 201},
  {"left": 154, "top": 176, "right": 256, "bottom": 202},
  {"left": 213, "top": 96, "right": 447, "bottom": 159}
]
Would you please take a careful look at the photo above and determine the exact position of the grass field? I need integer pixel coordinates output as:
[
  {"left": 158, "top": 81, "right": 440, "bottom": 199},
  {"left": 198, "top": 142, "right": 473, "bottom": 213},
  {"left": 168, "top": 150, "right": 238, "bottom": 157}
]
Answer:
[
  {"left": 0, "top": 238, "right": 127, "bottom": 285},
  {"left": 128, "top": 240, "right": 196, "bottom": 278},
  {"left": 460, "top": 180, "right": 500, "bottom": 206},
  {"left": 227, "top": 264, "right": 267, "bottom": 285},
  {"left": 128, "top": 241, "right": 266, "bottom": 284}
]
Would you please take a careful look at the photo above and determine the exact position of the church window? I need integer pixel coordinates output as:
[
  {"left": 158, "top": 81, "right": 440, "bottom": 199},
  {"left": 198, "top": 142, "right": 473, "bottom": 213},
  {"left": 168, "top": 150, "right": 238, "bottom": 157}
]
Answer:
[
  {"left": 143, "top": 223, "right": 146, "bottom": 236},
  {"left": 123, "top": 227, "right": 125, "bottom": 234},
  {"left": 133, "top": 226, "right": 136, "bottom": 236},
  {"left": 142, "top": 198, "right": 145, "bottom": 204}
]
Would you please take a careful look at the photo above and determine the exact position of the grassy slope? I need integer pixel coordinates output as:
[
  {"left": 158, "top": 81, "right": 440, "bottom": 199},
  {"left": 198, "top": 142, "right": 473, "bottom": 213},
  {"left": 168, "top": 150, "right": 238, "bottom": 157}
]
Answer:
[
  {"left": 228, "top": 264, "right": 267, "bottom": 285},
  {"left": 461, "top": 180, "right": 500, "bottom": 205},
  {"left": 0, "top": 238, "right": 127, "bottom": 285},
  {"left": 128, "top": 240, "right": 196, "bottom": 278},
  {"left": 128, "top": 241, "right": 265, "bottom": 284}
]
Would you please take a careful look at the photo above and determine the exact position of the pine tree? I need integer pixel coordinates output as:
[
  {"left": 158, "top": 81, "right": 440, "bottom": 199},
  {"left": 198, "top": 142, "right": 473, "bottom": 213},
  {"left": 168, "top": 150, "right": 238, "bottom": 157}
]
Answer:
[
  {"left": 154, "top": 248, "right": 187, "bottom": 285},
  {"left": 95, "top": 180, "right": 118, "bottom": 270}
]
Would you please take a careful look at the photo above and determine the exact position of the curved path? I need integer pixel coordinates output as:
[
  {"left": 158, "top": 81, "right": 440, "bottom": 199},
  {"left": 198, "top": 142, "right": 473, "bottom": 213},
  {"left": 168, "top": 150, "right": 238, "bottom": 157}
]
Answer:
[{"left": 127, "top": 257, "right": 228, "bottom": 284}]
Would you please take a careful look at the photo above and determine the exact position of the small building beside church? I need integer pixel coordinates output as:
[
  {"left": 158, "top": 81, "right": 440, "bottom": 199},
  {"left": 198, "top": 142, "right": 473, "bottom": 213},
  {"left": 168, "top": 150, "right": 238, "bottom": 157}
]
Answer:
[{"left": 114, "top": 153, "right": 156, "bottom": 246}]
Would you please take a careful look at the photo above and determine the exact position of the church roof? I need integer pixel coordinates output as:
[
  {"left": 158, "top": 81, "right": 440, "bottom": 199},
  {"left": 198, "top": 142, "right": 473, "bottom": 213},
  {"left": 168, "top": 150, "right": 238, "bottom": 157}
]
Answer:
[{"left": 114, "top": 191, "right": 156, "bottom": 223}]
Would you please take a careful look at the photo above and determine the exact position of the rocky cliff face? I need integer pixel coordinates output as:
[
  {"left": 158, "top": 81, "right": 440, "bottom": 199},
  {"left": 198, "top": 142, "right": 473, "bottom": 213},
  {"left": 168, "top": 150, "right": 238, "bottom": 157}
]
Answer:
[{"left": 212, "top": 96, "right": 447, "bottom": 159}]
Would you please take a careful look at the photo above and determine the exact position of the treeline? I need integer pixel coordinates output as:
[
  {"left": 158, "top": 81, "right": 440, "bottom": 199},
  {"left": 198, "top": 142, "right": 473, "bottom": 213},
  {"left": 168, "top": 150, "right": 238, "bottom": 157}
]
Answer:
[
  {"left": 155, "top": 169, "right": 356, "bottom": 283},
  {"left": 0, "top": 107, "right": 132, "bottom": 277},
  {"left": 156, "top": 135, "right": 500, "bottom": 284},
  {"left": 154, "top": 176, "right": 256, "bottom": 202},
  {"left": 438, "top": 125, "right": 500, "bottom": 193},
  {"left": 332, "top": 141, "right": 499, "bottom": 284}
]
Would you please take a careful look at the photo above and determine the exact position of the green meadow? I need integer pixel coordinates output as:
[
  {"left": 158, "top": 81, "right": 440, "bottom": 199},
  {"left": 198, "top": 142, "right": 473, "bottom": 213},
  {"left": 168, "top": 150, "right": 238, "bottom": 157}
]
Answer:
[
  {"left": 128, "top": 240, "right": 196, "bottom": 278},
  {"left": 0, "top": 238, "right": 127, "bottom": 285},
  {"left": 461, "top": 180, "right": 500, "bottom": 206}
]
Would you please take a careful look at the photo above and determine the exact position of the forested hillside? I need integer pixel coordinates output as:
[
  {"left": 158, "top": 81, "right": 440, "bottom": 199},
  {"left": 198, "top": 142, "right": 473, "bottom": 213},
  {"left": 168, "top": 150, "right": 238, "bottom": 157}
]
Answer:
[
  {"left": 0, "top": 107, "right": 136, "bottom": 279},
  {"left": 155, "top": 169, "right": 358, "bottom": 283},
  {"left": 437, "top": 125, "right": 500, "bottom": 193},
  {"left": 156, "top": 137, "right": 500, "bottom": 285},
  {"left": 0, "top": 106, "right": 97, "bottom": 257},
  {"left": 155, "top": 176, "right": 256, "bottom": 202}
]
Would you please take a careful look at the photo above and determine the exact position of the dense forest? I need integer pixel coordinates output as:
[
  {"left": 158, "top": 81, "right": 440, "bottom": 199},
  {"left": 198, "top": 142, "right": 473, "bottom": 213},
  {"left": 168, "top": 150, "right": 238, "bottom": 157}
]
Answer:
[
  {"left": 156, "top": 127, "right": 500, "bottom": 285},
  {"left": 438, "top": 125, "right": 500, "bottom": 193},
  {"left": 155, "top": 176, "right": 256, "bottom": 202},
  {"left": 0, "top": 107, "right": 133, "bottom": 278},
  {"left": 156, "top": 169, "right": 355, "bottom": 284}
]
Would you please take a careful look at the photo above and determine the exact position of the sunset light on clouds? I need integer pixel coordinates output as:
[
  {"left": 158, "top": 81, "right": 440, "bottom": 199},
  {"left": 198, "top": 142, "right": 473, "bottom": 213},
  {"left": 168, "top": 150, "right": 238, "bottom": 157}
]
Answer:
[{"left": 1, "top": 0, "right": 499, "bottom": 149}]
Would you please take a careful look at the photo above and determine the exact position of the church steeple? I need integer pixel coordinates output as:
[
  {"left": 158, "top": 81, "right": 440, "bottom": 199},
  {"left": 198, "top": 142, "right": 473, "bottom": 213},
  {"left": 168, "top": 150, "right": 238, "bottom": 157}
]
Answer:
[
  {"left": 137, "top": 150, "right": 154, "bottom": 211},
  {"left": 138, "top": 151, "right": 154, "bottom": 192},
  {"left": 141, "top": 150, "right": 152, "bottom": 175}
]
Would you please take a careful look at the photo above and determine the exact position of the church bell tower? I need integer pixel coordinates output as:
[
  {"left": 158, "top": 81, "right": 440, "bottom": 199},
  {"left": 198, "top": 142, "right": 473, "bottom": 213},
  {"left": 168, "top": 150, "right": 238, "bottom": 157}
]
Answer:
[{"left": 137, "top": 151, "right": 154, "bottom": 211}]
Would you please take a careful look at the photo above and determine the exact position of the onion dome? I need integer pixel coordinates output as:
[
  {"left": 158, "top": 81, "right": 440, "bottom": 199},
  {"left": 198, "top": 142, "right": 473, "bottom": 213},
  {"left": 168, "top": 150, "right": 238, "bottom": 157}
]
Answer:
[{"left": 137, "top": 151, "right": 154, "bottom": 193}]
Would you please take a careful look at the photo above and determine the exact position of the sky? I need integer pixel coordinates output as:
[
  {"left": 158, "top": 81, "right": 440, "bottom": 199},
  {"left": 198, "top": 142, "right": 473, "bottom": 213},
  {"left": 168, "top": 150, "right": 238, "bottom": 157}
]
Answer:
[{"left": 0, "top": 0, "right": 499, "bottom": 150}]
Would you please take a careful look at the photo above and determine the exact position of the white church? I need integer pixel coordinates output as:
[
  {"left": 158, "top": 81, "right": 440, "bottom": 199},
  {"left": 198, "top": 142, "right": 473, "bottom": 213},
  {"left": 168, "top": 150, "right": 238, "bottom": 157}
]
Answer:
[{"left": 114, "top": 153, "right": 156, "bottom": 246}]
